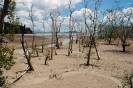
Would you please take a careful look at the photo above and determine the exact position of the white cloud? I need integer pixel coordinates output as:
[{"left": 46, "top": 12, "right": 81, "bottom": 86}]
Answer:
[
  {"left": 14, "top": 0, "right": 82, "bottom": 32},
  {"left": 12, "top": 0, "right": 133, "bottom": 32},
  {"left": 72, "top": 8, "right": 93, "bottom": 22},
  {"left": 122, "top": 7, "right": 133, "bottom": 23},
  {"left": 123, "top": 7, "right": 133, "bottom": 14}
]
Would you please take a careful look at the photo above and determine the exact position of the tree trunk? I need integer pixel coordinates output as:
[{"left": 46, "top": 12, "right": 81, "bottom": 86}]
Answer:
[
  {"left": 86, "top": 38, "right": 93, "bottom": 66},
  {"left": 32, "top": 35, "right": 35, "bottom": 49},
  {"left": 21, "top": 25, "right": 34, "bottom": 71},
  {"left": 79, "top": 40, "right": 81, "bottom": 52},
  {"left": 0, "top": 0, "right": 11, "bottom": 38},
  {"left": 122, "top": 44, "right": 126, "bottom": 52},
  {"left": 70, "top": 36, "right": 73, "bottom": 53},
  {"left": 35, "top": 45, "right": 39, "bottom": 57},
  {"left": 93, "top": 39, "right": 100, "bottom": 60},
  {"left": 108, "top": 31, "right": 113, "bottom": 45},
  {"left": 0, "top": 0, "right": 11, "bottom": 26},
  {"left": 55, "top": 32, "right": 60, "bottom": 49},
  {"left": 50, "top": 32, "right": 54, "bottom": 60},
  {"left": 41, "top": 43, "right": 44, "bottom": 53},
  {"left": 27, "top": 59, "right": 34, "bottom": 71},
  {"left": 129, "top": 75, "right": 133, "bottom": 88},
  {"left": 68, "top": 32, "right": 72, "bottom": 56},
  {"left": 117, "top": 37, "right": 119, "bottom": 46},
  {"left": 44, "top": 56, "right": 50, "bottom": 65}
]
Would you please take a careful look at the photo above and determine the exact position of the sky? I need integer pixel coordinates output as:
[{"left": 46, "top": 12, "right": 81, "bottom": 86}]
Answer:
[{"left": 14, "top": 0, "right": 133, "bottom": 32}]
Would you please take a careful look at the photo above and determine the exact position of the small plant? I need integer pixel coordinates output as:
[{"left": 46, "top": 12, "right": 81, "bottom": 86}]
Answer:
[
  {"left": 41, "top": 43, "right": 45, "bottom": 52},
  {"left": 32, "top": 44, "right": 39, "bottom": 57},
  {"left": 95, "top": 40, "right": 99, "bottom": 46},
  {"left": 118, "top": 71, "right": 132, "bottom": 88},
  {"left": 86, "top": 51, "right": 95, "bottom": 57},
  {"left": 82, "top": 40, "right": 90, "bottom": 47}
]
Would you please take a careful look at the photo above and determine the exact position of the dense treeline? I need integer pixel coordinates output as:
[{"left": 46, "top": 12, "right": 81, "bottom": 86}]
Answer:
[{"left": 0, "top": 22, "right": 33, "bottom": 34}]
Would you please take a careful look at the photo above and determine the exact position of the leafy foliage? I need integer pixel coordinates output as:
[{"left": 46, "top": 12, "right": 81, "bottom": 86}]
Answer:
[
  {"left": 82, "top": 40, "right": 90, "bottom": 47},
  {"left": 6, "top": 1, "right": 21, "bottom": 41},
  {"left": 118, "top": 72, "right": 132, "bottom": 88},
  {"left": 0, "top": 45, "right": 15, "bottom": 87},
  {"left": 0, "top": 0, "right": 17, "bottom": 87},
  {"left": 121, "top": 42, "right": 131, "bottom": 47}
]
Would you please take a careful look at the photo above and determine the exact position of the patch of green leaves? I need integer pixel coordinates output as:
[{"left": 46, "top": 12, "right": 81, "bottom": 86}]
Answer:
[
  {"left": 121, "top": 42, "right": 131, "bottom": 47},
  {"left": 0, "top": 45, "right": 15, "bottom": 87},
  {"left": 82, "top": 40, "right": 90, "bottom": 47}
]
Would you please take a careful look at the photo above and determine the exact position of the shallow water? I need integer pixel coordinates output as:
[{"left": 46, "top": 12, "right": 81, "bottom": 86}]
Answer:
[{"left": 14, "top": 35, "right": 77, "bottom": 54}]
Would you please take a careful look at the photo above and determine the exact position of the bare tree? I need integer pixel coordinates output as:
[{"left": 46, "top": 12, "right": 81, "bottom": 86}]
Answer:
[
  {"left": 41, "top": 14, "right": 46, "bottom": 53},
  {"left": 83, "top": 0, "right": 101, "bottom": 66},
  {"left": 49, "top": 12, "right": 55, "bottom": 60},
  {"left": 75, "top": 22, "right": 83, "bottom": 52},
  {"left": 53, "top": 6, "right": 65, "bottom": 49},
  {"left": 21, "top": 25, "right": 34, "bottom": 71},
  {"left": 47, "top": 7, "right": 65, "bottom": 59},
  {"left": 25, "top": 3, "right": 35, "bottom": 48},
  {"left": 67, "top": 0, "right": 75, "bottom": 56},
  {"left": 21, "top": 2, "right": 39, "bottom": 56}
]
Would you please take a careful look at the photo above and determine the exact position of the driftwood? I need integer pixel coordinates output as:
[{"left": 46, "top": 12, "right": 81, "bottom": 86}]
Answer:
[{"left": 11, "top": 67, "right": 30, "bottom": 84}]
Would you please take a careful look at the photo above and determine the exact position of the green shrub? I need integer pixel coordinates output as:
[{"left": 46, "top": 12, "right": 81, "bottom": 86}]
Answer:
[
  {"left": 0, "top": 45, "right": 15, "bottom": 87},
  {"left": 82, "top": 40, "right": 90, "bottom": 47},
  {"left": 98, "top": 35, "right": 105, "bottom": 39},
  {"left": 121, "top": 42, "right": 131, "bottom": 47}
]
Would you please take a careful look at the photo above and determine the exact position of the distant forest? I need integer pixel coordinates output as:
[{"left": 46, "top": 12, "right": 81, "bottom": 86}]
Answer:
[{"left": 0, "top": 22, "right": 33, "bottom": 34}]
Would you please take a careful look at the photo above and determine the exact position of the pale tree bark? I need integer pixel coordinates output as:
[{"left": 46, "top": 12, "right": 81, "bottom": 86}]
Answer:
[
  {"left": 83, "top": 0, "right": 101, "bottom": 66},
  {"left": 48, "top": 7, "right": 65, "bottom": 59},
  {"left": 54, "top": 8, "right": 65, "bottom": 49},
  {"left": 22, "top": 3, "right": 39, "bottom": 56},
  {"left": 41, "top": 17, "right": 46, "bottom": 53},
  {"left": 76, "top": 22, "right": 83, "bottom": 52},
  {"left": 50, "top": 13, "right": 54, "bottom": 60},
  {"left": 68, "top": 0, "right": 75, "bottom": 56}
]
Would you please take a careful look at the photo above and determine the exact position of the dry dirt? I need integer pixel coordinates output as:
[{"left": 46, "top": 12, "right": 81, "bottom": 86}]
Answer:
[{"left": 3, "top": 35, "right": 133, "bottom": 88}]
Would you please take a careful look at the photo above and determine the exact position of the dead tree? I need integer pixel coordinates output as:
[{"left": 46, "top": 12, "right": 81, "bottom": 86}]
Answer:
[
  {"left": 22, "top": 3, "right": 39, "bottom": 56},
  {"left": 83, "top": 0, "right": 101, "bottom": 66},
  {"left": 49, "top": 12, "right": 55, "bottom": 60},
  {"left": 41, "top": 15, "right": 46, "bottom": 53},
  {"left": 47, "top": 8, "right": 65, "bottom": 59},
  {"left": 50, "top": 6, "right": 65, "bottom": 49},
  {"left": 68, "top": 0, "right": 75, "bottom": 56},
  {"left": 21, "top": 25, "right": 34, "bottom": 71}
]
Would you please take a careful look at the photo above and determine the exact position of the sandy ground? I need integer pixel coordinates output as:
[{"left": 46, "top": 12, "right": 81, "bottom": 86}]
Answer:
[{"left": 3, "top": 35, "right": 133, "bottom": 88}]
